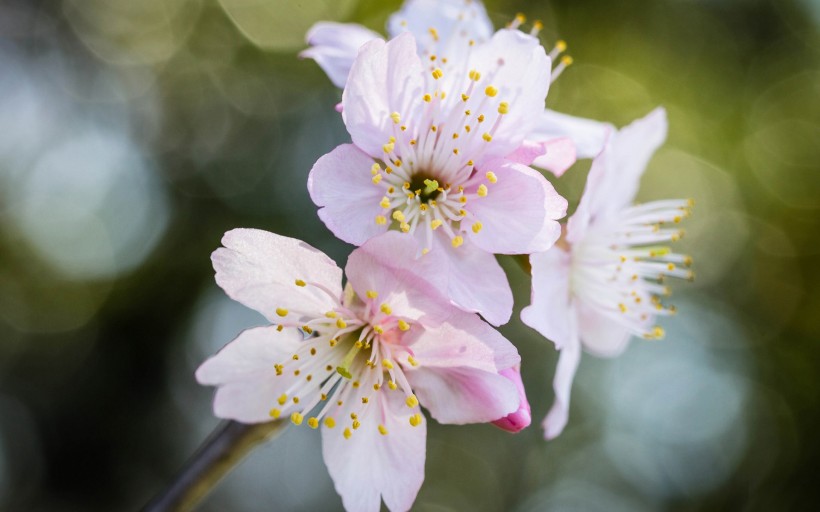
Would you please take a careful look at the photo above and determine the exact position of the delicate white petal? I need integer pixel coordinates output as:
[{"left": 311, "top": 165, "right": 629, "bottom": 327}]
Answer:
[
  {"left": 530, "top": 137, "right": 577, "bottom": 177},
  {"left": 530, "top": 109, "right": 613, "bottom": 159},
  {"left": 433, "top": 235, "right": 512, "bottom": 326},
  {"left": 322, "top": 390, "right": 426, "bottom": 512},
  {"left": 301, "top": 22, "right": 383, "bottom": 88},
  {"left": 212, "top": 229, "right": 342, "bottom": 322},
  {"left": 196, "top": 326, "right": 304, "bottom": 423},
  {"left": 469, "top": 159, "right": 566, "bottom": 254},
  {"left": 520, "top": 248, "right": 573, "bottom": 349},
  {"left": 543, "top": 332, "right": 582, "bottom": 440},
  {"left": 577, "top": 301, "right": 632, "bottom": 357},
  {"left": 346, "top": 232, "right": 452, "bottom": 325},
  {"left": 342, "top": 33, "right": 425, "bottom": 158},
  {"left": 308, "top": 144, "right": 389, "bottom": 246}
]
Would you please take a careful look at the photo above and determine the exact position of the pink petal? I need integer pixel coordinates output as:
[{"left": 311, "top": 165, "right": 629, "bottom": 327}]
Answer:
[
  {"left": 577, "top": 302, "right": 632, "bottom": 357},
  {"left": 405, "top": 313, "right": 521, "bottom": 424},
  {"left": 543, "top": 333, "right": 582, "bottom": 440},
  {"left": 386, "top": 0, "right": 493, "bottom": 54},
  {"left": 196, "top": 326, "right": 304, "bottom": 423},
  {"left": 468, "top": 159, "right": 567, "bottom": 254},
  {"left": 322, "top": 389, "right": 426, "bottom": 512},
  {"left": 342, "top": 33, "right": 425, "bottom": 158},
  {"left": 433, "top": 235, "right": 513, "bottom": 326},
  {"left": 531, "top": 137, "right": 577, "bottom": 177},
  {"left": 308, "top": 144, "right": 389, "bottom": 246},
  {"left": 301, "top": 22, "right": 382, "bottom": 88},
  {"left": 520, "top": 248, "right": 573, "bottom": 349},
  {"left": 491, "top": 366, "right": 532, "bottom": 433},
  {"left": 346, "top": 232, "right": 452, "bottom": 325},
  {"left": 530, "top": 109, "right": 613, "bottom": 159},
  {"left": 212, "top": 229, "right": 342, "bottom": 322}
]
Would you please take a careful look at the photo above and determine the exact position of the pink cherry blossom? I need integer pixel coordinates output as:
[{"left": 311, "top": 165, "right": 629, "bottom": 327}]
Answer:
[
  {"left": 308, "top": 32, "right": 567, "bottom": 326},
  {"left": 196, "top": 228, "right": 522, "bottom": 512},
  {"left": 301, "top": 0, "right": 613, "bottom": 174},
  {"left": 520, "top": 108, "right": 694, "bottom": 440}
]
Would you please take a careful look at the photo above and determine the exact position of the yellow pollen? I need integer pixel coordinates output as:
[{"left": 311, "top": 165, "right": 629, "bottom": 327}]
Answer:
[
  {"left": 452, "top": 132, "right": 459, "bottom": 139},
  {"left": 373, "top": 383, "right": 381, "bottom": 391},
  {"left": 343, "top": 428, "right": 352, "bottom": 439},
  {"left": 307, "top": 417, "right": 319, "bottom": 429},
  {"left": 498, "top": 102, "right": 509, "bottom": 114},
  {"left": 533, "top": 20, "right": 544, "bottom": 31},
  {"left": 477, "top": 184, "right": 488, "bottom": 197},
  {"left": 302, "top": 325, "right": 313, "bottom": 334},
  {"left": 400, "top": 222, "right": 410, "bottom": 233},
  {"left": 382, "top": 359, "right": 394, "bottom": 369},
  {"left": 458, "top": 209, "right": 467, "bottom": 216},
  {"left": 372, "top": 174, "right": 382, "bottom": 184},
  {"left": 367, "top": 290, "right": 378, "bottom": 299},
  {"left": 375, "top": 215, "right": 387, "bottom": 225},
  {"left": 556, "top": 40, "right": 567, "bottom": 52},
  {"left": 269, "top": 408, "right": 281, "bottom": 418},
  {"left": 371, "top": 163, "right": 381, "bottom": 174},
  {"left": 472, "top": 222, "right": 483, "bottom": 233},
  {"left": 561, "top": 55, "right": 574, "bottom": 66},
  {"left": 464, "top": 125, "right": 471, "bottom": 133},
  {"left": 477, "top": 114, "right": 485, "bottom": 123},
  {"left": 380, "top": 197, "right": 390, "bottom": 209},
  {"left": 485, "top": 85, "right": 498, "bottom": 97},
  {"left": 329, "top": 338, "right": 337, "bottom": 347},
  {"left": 362, "top": 397, "right": 369, "bottom": 404},
  {"left": 398, "top": 319, "right": 410, "bottom": 331},
  {"left": 515, "top": 13, "right": 526, "bottom": 23},
  {"left": 275, "top": 307, "right": 288, "bottom": 317},
  {"left": 461, "top": 93, "right": 470, "bottom": 102},
  {"left": 467, "top": 160, "right": 474, "bottom": 167},
  {"left": 485, "top": 171, "right": 498, "bottom": 183},
  {"left": 431, "top": 125, "right": 437, "bottom": 132},
  {"left": 352, "top": 381, "right": 360, "bottom": 388},
  {"left": 373, "top": 325, "right": 384, "bottom": 334},
  {"left": 336, "top": 318, "right": 347, "bottom": 328},
  {"left": 324, "top": 417, "right": 336, "bottom": 428},
  {"left": 292, "top": 396, "right": 300, "bottom": 404},
  {"left": 354, "top": 341, "right": 363, "bottom": 349},
  {"left": 350, "top": 413, "right": 358, "bottom": 420},
  {"left": 409, "top": 139, "right": 416, "bottom": 145},
  {"left": 290, "top": 412, "right": 303, "bottom": 426},
  {"left": 451, "top": 236, "right": 464, "bottom": 248},
  {"left": 430, "top": 219, "right": 443, "bottom": 230},
  {"left": 352, "top": 420, "right": 361, "bottom": 430},
  {"left": 482, "top": 133, "right": 493, "bottom": 142},
  {"left": 428, "top": 27, "right": 439, "bottom": 41},
  {"left": 423, "top": 93, "right": 432, "bottom": 102},
  {"left": 294, "top": 369, "right": 301, "bottom": 376},
  {"left": 653, "top": 326, "right": 665, "bottom": 338},
  {"left": 378, "top": 425, "right": 388, "bottom": 436},
  {"left": 389, "top": 136, "right": 396, "bottom": 143},
  {"left": 421, "top": 248, "right": 429, "bottom": 255},
  {"left": 278, "top": 394, "right": 287, "bottom": 405},
  {"left": 292, "top": 354, "right": 299, "bottom": 361},
  {"left": 325, "top": 311, "right": 337, "bottom": 318},
  {"left": 310, "top": 348, "right": 317, "bottom": 356},
  {"left": 468, "top": 69, "right": 481, "bottom": 81},
  {"left": 382, "top": 142, "right": 394, "bottom": 154},
  {"left": 409, "top": 413, "right": 422, "bottom": 427},
  {"left": 619, "top": 303, "right": 627, "bottom": 313},
  {"left": 388, "top": 381, "right": 398, "bottom": 390},
  {"left": 380, "top": 303, "right": 392, "bottom": 314},
  {"left": 392, "top": 211, "right": 405, "bottom": 222},
  {"left": 276, "top": 325, "right": 283, "bottom": 331},
  {"left": 459, "top": 196, "right": 468, "bottom": 204},
  {"left": 432, "top": 68, "right": 443, "bottom": 80},
  {"left": 294, "top": 279, "right": 306, "bottom": 287},
  {"left": 667, "top": 263, "right": 676, "bottom": 271},
  {"left": 453, "top": 148, "right": 460, "bottom": 155},
  {"left": 406, "top": 394, "right": 419, "bottom": 408},
  {"left": 430, "top": 55, "right": 437, "bottom": 61},
  {"left": 390, "top": 112, "right": 401, "bottom": 124}
]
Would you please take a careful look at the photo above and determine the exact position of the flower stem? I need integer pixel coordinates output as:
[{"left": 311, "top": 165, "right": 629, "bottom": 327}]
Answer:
[
  {"left": 511, "top": 254, "right": 532, "bottom": 275},
  {"left": 141, "top": 420, "right": 287, "bottom": 512}
]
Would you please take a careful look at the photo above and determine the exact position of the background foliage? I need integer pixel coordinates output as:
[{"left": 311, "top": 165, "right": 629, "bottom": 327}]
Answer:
[{"left": 0, "top": 0, "right": 818, "bottom": 510}]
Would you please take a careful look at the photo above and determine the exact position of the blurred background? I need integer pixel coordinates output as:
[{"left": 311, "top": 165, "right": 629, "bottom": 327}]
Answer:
[{"left": 0, "top": 0, "right": 817, "bottom": 510}]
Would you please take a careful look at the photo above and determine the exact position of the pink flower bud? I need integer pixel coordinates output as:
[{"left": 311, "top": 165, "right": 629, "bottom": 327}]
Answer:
[{"left": 492, "top": 366, "right": 531, "bottom": 433}]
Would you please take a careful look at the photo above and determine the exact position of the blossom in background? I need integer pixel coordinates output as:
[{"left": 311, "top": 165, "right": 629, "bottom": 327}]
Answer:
[
  {"left": 520, "top": 108, "right": 694, "bottom": 439},
  {"left": 197, "top": 229, "right": 524, "bottom": 512},
  {"left": 308, "top": 32, "right": 567, "bottom": 326},
  {"left": 302, "top": 0, "right": 613, "bottom": 173}
]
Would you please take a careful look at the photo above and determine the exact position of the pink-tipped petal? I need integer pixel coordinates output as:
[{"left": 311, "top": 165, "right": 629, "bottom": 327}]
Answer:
[
  {"left": 342, "top": 33, "right": 425, "bottom": 158},
  {"left": 543, "top": 333, "right": 582, "bottom": 440},
  {"left": 308, "top": 144, "right": 389, "bottom": 246},
  {"left": 531, "top": 137, "right": 577, "bottom": 177},
  {"left": 520, "top": 248, "right": 573, "bottom": 349},
  {"left": 469, "top": 159, "right": 567, "bottom": 254},
  {"left": 322, "top": 390, "right": 426, "bottom": 512},
  {"left": 492, "top": 366, "right": 532, "bottom": 433},
  {"left": 212, "top": 229, "right": 342, "bottom": 322},
  {"left": 301, "top": 22, "right": 383, "bottom": 88},
  {"left": 196, "top": 326, "right": 304, "bottom": 423}
]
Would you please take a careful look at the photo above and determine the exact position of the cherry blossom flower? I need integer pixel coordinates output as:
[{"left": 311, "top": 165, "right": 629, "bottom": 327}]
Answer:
[
  {"left": 196, "top": 229, "right": 523, "bottom": 512},
  {"left": 302, "top": 0, "right": 612, "bottom": 174},
  {"left": 520, "top": 108, "right": 694, "bottom": 439},
  {"left": 308, "top": 32, "right": 567, "bottom": 326}
]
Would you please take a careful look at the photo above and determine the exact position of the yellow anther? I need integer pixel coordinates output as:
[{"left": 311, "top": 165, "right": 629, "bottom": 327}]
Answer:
[
  {"left": 485, "top": 85, "right": 498, "bottom": 97},
  {"left": 472, "top": 222, "right": 483, "bottom": 234},
  {"left": 336, "top": 318, "right": 347, "bottom": 328},
  {"left": 325, "top": 311, "right": 337, "bottom": 318},
  {"left": 278, "top": 394, "right": 288, "bottom": 406},
  {"left": 294, "top": 279, "right": 306, "bottom": 287},
  {"left": 276, "top": 307, "right": 288, "bottom": 317},
  {"left": 653, "top": 326, "right": 665, "bottom": 339},
  {"left": 423, "top": 93, "right": 432, "bottom": 102},
  {"left": 373, "top": 325, "right": 384, "bottom": 334},
  {"left": 428, "top": 27, "right": 439, "bottom": 41},
  {"left": 388, "top": 380, "right": 398, "bottom": 390},
  {"left": 290, "top": 412, "right": 304, "bottom": 426},
  {"left": 453, "top": 148, "right": 460, "bottom": 155},
  {"left": 372, "top": 174, "right": 382, "bottom": 184},
  {"left": 324, "top": 417, "right": 336, "bottom": 428},
  {"left": 430, "top": 55, "right": 437, "bottom": 61},
  {"left": 556, "top": 40, "right": 567, "bottom": 52},
  {"left": 292, "top": 396, "right": 300, "bottom": 404},
  {"left": 406, "top": 394, "right": 419, "bottom": 408},
  {"left": 498, "top": 102, "right": 509, "bottom": 114},
  {"left": 400, "top": 222, "right": 410, "bottom": 233},
  {"left": 373, "top": 383, "right": 381, "bottom": 391},
  {"left": 459, "top": 196, "right": 468, "bottom": 204},
  {"left": 382, "top": 359, "right": 394, "bottom": 370},
  {"left": 366, "top": 290, "right": 378, "bottom": 299},
  {"left": 328, "top": 338, "right": 337, "bottom": 347},
  {"left": 375, "top": 215, "right": 387, "bottom": 225},
  {"left": 485, "top": 171, "right": 498, "bottom": 183},
  {"left": 430, "top": 219, "right": 443, "bottom": 230},
  {"left": 269, "top": 408, "right": 281, "bottom": 418},
  {"left": 350, "top": 413, "right": 358, "bottom": 420},
  {"left": 482, "top": 132, "right": 493, "bottom": 142},
  {"left": 379, "top": 197, "right": 390, "bottom": 209},
  {"left": 667, "top": 263, "right": 676, "bottom": 271},
  {"left": 409, "top": 413, "right": 422, "bottom": 427},
  {"left": 409, "top": 139, "right": 416, "bottom": 145},
  {"left": 516, "top": 13, "right": 526, "bottom": 23},
  {"left": 378, "top": 425, "right": 388, "bottom": 436},
  {"left": 362, "top": 397, "right": 369, "bottom": 404},
  {"left": 468, "top": 69, "right": 481, "bottom": 81},
  {"left": 561, "top": 55, "right": 574, "bottom": 66},
  {"left": 302, "top": 325, "right": 313, "bottom": 334},
  {"left": 276, "top": 325, "right": 283, "bottom": 331},
  {"left": 477, "top": 114, "right": 485, "bottom": 122},
  {"left": 380, "top": 303, "right": 392, "bottom": 315},
  {"left": 431, "top": 125, "right": 438, "bottom": 132},
  {"left": 421, "top": 248, "right": 430, "bottom": 255},
  {"left": 451, "top": 236, "right": 464, "bottom": 248},
  {"left": 352, "top": 420, "right": 361, "bottom": 430},
  {"left": 619, "top": 303, "right": 627, "bottom": 313},
  {"left": 343, "top": 428, "right": 352, "bottom": 439},
  {"left": 477, "top": 184, "right": 488, "bottom": 197},
  {"left": 532, "top": 20, "right": 544, "bottom": 31},
  {"left": 354, "top": 341, "right": 363, "bottom": 349},
  {"left": 310, "top": 348, "right": 317, "bottom": 356},
  {"left": 390, "top": 112, "right": 401, "bottom": 124},
  {"left": 352, "top": 381, "right": 360, "bottom": 388},
  {"left": 392, "top": 211, "right": 405, "bottom": 222},
  {"left": 452, "top": 132, "right": 459, "bottom": 139},
  {"left": 398, "top": 319, "right": 410, "bottom": 331},
  {"left": 461, "top": 93, "right": 470, "bottom": 102},
  {"left": 432, "top": 68, "right": 444, "bottom": 80},
  {"left": 308, "top": 417, "right": 319, "bottom": 429}
]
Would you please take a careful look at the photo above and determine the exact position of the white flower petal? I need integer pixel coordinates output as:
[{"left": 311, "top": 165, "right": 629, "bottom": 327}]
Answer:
[
  {"left": 520, "top": 248, "right": 573, "bottom": 349},
  {"left": 301, "top": 22, "right": 383, "bottom": 88}
]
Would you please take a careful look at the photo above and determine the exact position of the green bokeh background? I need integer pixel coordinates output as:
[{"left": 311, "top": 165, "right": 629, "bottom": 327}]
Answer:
[{"left": 0, "top": 0, "right": 818, "bottom": 510}]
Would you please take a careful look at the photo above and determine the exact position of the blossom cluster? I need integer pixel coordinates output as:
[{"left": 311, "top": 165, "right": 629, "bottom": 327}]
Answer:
[{"left": 196, "top": 1, "right": 693, "bottom": 511}]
